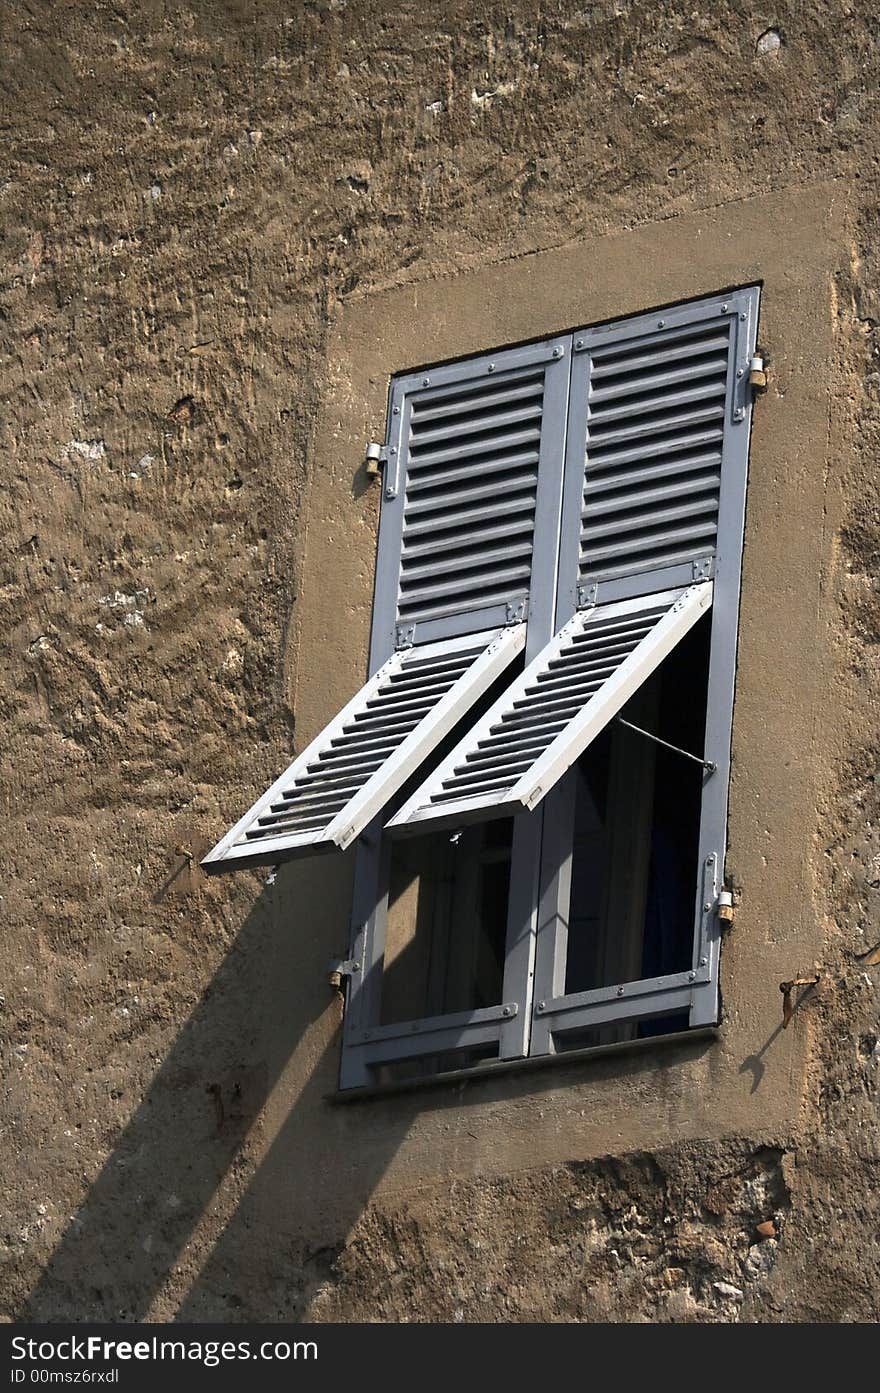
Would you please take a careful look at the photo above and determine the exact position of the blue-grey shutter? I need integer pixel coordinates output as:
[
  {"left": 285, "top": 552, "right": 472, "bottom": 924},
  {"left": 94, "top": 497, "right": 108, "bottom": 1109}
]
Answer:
[
  {"left": 526, "top": 285, "right": 762, "bottom": 1042},
  {"left": 370, "top": 337, "right": 571, "bottom": 661},
  {"left": 387, "top": 287, "right": 760, "bottom": 853},
  {"left": 557, "top": 290, "right": 755, "bottom": 616},
  {"left": 204, "top": 334, "right": 572, "bottom": 872}
]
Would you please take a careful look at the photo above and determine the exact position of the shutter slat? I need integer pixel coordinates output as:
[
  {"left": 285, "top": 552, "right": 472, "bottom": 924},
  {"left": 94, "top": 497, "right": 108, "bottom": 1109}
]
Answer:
[
  {"left": 590, "top": 332, "right": 730, "bottom": 379},
  {"left": 401, "top": 539, "right": 535, "bottom": 584},
  {"left": 399, "top": 562, "right": 532, "bottom": 608},
  {"left": 581, "top": 493, "right": 720, "bottom": 543},
  {"left": 406, "top": 426, "right": 542, "bottom": 470},
  {"left": 590, "top": 318, "right": 728, "bottom": 363},
  {"left": 590, "top": 352, "right": 728, "bottom": 401},
  {"left": 585, "top": 468, "right": 721, "bottom": 517},
  {"left": 584, "top": 451, "right": 722, "bottom": 497},
  {"left": 407, "top": 450, "right": 541, "bottom": 494},
  {"left": 402, "top": 516, "right": 535, "bottom": 560},
  {"left": 387, "top": 585, "right": 713, "bottom": 833},
  {"left": 584, "top": 427, "right": 724, "bottom": 475},
  {"left": 587, "top": 402, "right": 724, "bottom": 450},
  {"left": 589, "top": 376, "right": 727, "bottom": 423},
  {"left": 202, "top": 627, "right": 525, "bottom": 868},
  {"left": 404, "top": 481, "right": 537, "bottom": 523},
  {"left": 584, "top": 520, "right": 717, "bottom": 566},
  {"left": 410, "top": 402, "right": 543, "bottom": 448},
  {"left": 397, "top": 589, "right": 524, "bottom": 626},
  {"left": 411, "top": 376, "right": 543, "bottom": 423}
]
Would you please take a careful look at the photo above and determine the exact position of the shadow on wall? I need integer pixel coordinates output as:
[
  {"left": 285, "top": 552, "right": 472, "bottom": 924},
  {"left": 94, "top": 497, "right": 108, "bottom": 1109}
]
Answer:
[
  {"left": 22, "top": 841, "right": 753, "bottom": 1320},
  {"left": 20, "top": 853, "right": 418, "bottom": 1322}
]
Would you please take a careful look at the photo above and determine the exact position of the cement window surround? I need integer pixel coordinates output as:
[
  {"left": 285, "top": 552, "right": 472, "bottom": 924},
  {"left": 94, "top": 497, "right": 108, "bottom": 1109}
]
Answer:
[{"left": 284, "top": 183, "right": 847, "bottom": 1179}]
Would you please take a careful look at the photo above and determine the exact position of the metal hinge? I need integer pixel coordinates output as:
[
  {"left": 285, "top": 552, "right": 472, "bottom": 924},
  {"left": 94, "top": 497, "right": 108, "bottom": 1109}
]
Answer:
[
  {"left": 364, "top": 441, "right": 387, "bottom": 482},
  {"left": 577, "top": 582, "right": 598, "bottom": 610},
  {"left": 749, "top": 353, "right": 768, "bottom": 392},
  {"left": 692, "top": 557, "right": 713, "bottom": 582},
  {"left": 384, "top": 444, "right": 400, "bottom": 499},
  {"left": 506, "top": 597, "right": 527, "bottom": 624},
  {"left": 395, "top": 623, "right": 416, "bottom": 649},
  {"left": 329, "top": 958, "right": 361, "bottom": 991}
]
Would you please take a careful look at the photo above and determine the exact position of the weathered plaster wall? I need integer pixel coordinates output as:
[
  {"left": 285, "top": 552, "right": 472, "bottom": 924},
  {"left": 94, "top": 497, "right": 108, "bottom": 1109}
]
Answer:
[{"left": 1, "top": 0, "right": 878, "bottom": 1322}]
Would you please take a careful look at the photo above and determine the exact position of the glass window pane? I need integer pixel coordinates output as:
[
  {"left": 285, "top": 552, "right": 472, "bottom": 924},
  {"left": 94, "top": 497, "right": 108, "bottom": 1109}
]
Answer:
[{"left": 381, "top": 820, "right": 513, "bottom": 1026}]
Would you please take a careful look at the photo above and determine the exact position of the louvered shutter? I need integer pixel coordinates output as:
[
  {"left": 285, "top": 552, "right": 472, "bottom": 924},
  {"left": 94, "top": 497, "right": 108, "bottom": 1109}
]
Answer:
[
  {"left": 526, "top": 287, "right": 760, "bottom": 1043},
  {"left": 203, "top": 627, "right": 525, "bottom": 870},
  {"left": 558, "top": 290, "right": 753, "bottom": 614},
  {"left": 372, "top": 336, "right": 571, "bottom": 654},
  {"left": 204, "top": 335, "right": 570, "bottom": 872},
  {"left": 387, "top": 585, "right": 711, "bottom": 832}
]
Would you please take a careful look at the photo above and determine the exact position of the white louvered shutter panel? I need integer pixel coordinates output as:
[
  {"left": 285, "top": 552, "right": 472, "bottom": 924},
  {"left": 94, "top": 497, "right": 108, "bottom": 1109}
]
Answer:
[
  {"left": 203, "top": 336, "right": 571, "bottom": 871},
  {"left": 203, "top": 627, "right": 525, "bottom": 870},
  {"left": 387, "top": 585, "right": 711, "bottom": 832}
]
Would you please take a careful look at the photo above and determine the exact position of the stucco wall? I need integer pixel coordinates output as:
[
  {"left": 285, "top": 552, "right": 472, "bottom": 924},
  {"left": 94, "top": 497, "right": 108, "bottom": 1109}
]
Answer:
[{"left": 2, "top": 1, "right": 878, "bottom": 1322}]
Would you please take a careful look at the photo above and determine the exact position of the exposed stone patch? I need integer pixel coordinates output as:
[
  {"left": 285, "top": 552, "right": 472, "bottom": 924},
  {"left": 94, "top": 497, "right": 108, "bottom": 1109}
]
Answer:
[{"left": 307, "top": 1143, "right": 791, "bottom": 1323}]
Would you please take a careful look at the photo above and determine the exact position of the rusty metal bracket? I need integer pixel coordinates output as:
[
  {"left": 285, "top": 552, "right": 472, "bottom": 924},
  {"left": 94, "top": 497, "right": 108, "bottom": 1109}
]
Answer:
[{"left": 779, "top": 974, "right": 820, "bottom": 1029}]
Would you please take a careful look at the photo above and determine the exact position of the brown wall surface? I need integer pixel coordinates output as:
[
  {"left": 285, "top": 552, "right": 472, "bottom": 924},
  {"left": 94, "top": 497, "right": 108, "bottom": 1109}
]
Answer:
[{"left": 1, "top": 0, "right": 878, "bottom": 1322}]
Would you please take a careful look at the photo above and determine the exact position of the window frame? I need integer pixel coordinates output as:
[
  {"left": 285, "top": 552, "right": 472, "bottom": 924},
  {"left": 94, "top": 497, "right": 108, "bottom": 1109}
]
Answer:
[
  {"left": 339, "top": 284, "right": 760, "bottom": 1089},
  {"left": 530, "top": 287, "right": 759, "bottom": 1048}
]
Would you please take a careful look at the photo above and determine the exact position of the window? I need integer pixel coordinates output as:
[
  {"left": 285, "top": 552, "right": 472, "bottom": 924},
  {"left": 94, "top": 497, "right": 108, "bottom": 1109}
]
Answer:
[{"left": 204, "top": 286, "right": 761, "bottom": 1090}]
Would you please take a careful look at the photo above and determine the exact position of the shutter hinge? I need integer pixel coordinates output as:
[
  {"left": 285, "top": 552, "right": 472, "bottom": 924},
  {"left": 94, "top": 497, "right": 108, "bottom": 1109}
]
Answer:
[
  {"left": 700, "top": 854, "right": 719, "bottom": 933},
  {"left": 364, "top": 441, "right": 387, "bottom": 483},
  {"left": 731, "top": 352, "right": 768, "bottom": 423},
  {"left": 395, "top": 623, "right": 416, "bottom": 649},
  {"left": 577, "top": 583, "right": 598, "bottom": 610},
  {"left": 329, "top": 958, "right": 361, "bottom": 991},
  {"left": 506, "top": 597, "right": 528, "bottom": 624},
  {"left": 692, "top": 557, "right": 713, "bottom": 582},
  {"left": 749, "top": 353, "right": 768, "bottom": 392}
]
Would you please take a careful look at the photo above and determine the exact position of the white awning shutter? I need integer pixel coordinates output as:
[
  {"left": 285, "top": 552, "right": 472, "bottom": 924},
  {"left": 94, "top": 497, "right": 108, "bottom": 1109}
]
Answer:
[
  {"left": 203, "top": 626, "right": 525, "bottom": 870},
  {"left": 386, "top": 584, "right": 712, "bottom": 834}
]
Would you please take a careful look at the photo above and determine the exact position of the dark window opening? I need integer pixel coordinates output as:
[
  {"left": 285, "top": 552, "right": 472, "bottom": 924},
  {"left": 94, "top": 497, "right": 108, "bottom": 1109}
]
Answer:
[
  {"left": 564, "top": 612, "right": 711, "bottom": 1000},
  {"left": 381, "top": 818, "right": 513, "bottom": 1026},
  {"left": 376, "top": 658, "right": 522, "bottom": 1030}
]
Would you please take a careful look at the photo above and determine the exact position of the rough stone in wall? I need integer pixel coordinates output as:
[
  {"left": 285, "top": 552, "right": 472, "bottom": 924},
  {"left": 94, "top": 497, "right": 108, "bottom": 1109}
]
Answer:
[
  {"left": 1, "top": 0, "right": 880, "bottom": 1324},
  {"left": 308, "top": 1144, "right": 792, "bottom": 1323}
]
